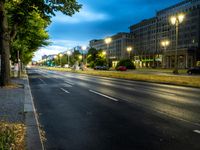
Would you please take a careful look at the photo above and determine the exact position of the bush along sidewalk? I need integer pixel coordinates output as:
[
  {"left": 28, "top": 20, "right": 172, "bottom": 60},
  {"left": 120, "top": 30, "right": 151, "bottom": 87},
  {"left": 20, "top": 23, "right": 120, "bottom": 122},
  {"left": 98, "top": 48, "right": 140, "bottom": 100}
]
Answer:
[{"left": 0, "top": 122, "right": 26, "bottom": 150}]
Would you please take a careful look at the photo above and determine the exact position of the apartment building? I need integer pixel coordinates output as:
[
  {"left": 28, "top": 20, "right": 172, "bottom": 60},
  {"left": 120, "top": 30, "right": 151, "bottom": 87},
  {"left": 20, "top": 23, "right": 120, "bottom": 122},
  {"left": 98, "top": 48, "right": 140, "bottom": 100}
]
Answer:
[
  {"left": 90, "top": 32, "right": 134, "bottom": 66},
  {"left": 130, "top": 18, "right": 157, "bottom": 68},
  {"left": 130, "top": 0, "right": 200, "bottom": 68}
]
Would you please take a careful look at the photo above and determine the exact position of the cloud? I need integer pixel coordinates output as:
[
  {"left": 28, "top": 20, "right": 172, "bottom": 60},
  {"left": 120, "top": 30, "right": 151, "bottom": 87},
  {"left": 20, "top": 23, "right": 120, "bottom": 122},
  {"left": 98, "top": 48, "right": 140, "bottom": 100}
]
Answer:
[
  {"left": 52, "top": 6, "right": 110, "bottom": 24},
  {"left": 33, "top": 39, "right": 88, "bottom": 61}
]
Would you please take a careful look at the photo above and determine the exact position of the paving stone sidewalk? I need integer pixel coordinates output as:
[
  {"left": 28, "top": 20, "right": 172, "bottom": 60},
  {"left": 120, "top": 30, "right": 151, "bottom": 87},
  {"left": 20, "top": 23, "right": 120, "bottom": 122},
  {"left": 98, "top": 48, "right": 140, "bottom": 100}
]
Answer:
[
  {"left": 0, "top": 78, "right": 25, "bottom": 123},
  {"left": 0, "top": 77, "right": 43, "bottom": 150}
]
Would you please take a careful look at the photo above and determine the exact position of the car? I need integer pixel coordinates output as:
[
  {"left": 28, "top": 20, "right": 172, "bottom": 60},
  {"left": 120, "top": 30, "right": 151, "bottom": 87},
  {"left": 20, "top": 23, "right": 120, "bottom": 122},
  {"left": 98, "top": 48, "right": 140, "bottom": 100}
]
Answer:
[
  {"left": 116, "top": 66, "right": 127, "bottom": 71},
  {"left": 100, "top": 66, "right": 109, "bottom": 70},
  {"left": 94, "top": 66, "right": 101, "bottom": 70},
  {"left": 187, "top": 67, "right": 200, "bottom": 74},
  {"left": 94, "top": 66, "right": 109, "bottom": 70}
]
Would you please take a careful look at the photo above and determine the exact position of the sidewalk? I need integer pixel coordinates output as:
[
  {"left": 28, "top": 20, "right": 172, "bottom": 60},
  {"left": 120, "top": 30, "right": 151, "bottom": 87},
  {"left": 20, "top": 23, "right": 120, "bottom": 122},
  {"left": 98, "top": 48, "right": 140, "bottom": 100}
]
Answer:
[{"left": 0, "top": 77, "right": 43, "bottom": 150}]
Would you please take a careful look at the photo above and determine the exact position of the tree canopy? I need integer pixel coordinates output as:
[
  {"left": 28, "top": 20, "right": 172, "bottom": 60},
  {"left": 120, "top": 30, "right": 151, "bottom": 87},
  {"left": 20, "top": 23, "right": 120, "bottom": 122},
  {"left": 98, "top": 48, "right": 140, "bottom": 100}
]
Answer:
[{"left": 0, "top": 0, "right": 82, "bottom": 86}]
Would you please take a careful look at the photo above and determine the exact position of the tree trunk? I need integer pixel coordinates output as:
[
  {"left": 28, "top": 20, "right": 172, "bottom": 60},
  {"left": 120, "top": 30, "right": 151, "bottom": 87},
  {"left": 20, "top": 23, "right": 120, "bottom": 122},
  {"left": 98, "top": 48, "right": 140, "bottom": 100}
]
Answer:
[{"left": 0, "top": 1, "right": 11, "bottom": 86}]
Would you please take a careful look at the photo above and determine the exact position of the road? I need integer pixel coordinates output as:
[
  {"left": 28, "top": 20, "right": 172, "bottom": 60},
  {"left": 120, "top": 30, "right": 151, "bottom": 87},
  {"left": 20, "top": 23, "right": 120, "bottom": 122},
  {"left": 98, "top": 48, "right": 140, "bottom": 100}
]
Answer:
[{"left": 28, "top": 68, "right": 200, "bottom": 150}]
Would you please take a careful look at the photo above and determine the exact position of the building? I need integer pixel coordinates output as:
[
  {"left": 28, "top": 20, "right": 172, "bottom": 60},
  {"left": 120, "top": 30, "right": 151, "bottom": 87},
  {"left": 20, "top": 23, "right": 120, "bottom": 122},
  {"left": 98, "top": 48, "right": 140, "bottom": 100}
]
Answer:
[
  {"left": 130, "top": 18, "right": 157, "bottom": 68},
  {"left": 130, "top": 0, "right": 200, "bottom": 68},
  {"left": 90, "top": 32, "right": 134, "bottom": 67}
]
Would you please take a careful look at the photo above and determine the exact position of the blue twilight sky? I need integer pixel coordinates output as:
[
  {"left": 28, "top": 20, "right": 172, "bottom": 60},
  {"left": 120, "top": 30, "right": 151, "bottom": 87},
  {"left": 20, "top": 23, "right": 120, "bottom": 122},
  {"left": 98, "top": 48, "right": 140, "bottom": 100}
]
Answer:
[{"left": 33, "top": 0, "right": 183, "bottom": 61}]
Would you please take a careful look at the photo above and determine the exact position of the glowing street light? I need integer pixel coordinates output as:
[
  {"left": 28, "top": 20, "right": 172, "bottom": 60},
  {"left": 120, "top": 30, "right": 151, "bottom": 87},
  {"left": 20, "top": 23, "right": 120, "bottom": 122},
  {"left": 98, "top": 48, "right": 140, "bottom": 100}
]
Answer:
[
  {"left": 104, "top": 37, "right": 112, "bottom": 67},
  {"left": 79, "top": 55, "right": 82, "bottom": 60},
  {"left": 170, "top": 13, "right": 185, "bottom": 74},
  {"left": 127, "top": 46, "right": 132, "bottom": 59},
  {"left": 59, "top": 53, "right": 63, "bottom": 66},
  {"left": 102, "top": 51, "right": 106, "bottom": 56},
  {"left": 161, "top": 40, "right": 170, "bottom": 68},
  {"left": 81, "top": 46, "right": 87, "bottom": 64},
  {"left": 161, "top": 40, "right": 170, "bottom": 47},
  {"left": 66, "top": 51, "right": 71, "bottom": 65}
]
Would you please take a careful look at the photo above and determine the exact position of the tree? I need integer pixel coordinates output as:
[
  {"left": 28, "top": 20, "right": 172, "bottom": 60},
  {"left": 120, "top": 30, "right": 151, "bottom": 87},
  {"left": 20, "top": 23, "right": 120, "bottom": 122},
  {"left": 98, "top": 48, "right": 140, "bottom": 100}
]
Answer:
[
  {"left": 10, "top": 10, "right": 50, "bottom": 65},
  {"left": 116, "top": 59, "right": 136, "bottom": 69},
  {"left": 0, "top": 0, "right": 81, "bottom": 86},
  {"left": 87, "top": 48, "right": 106, "bottom": 68}
]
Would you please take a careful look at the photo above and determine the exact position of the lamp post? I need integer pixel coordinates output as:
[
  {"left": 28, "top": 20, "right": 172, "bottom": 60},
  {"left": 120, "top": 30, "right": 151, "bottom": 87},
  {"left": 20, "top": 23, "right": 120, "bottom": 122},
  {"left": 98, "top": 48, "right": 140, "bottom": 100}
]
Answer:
[
  {"left": 66, "top": 51, "right": 71, "bottom": 66},
  {"left": 161, "top": 40, "right": 170, "bottom": 68},
  {"left": 170, "top": 13, "right": 185, "bottom": 74},
  {"left": 54, "top": 55, "right": 57, "bottom": 66},
  {"left": 79, "top": 55, "right": 82, "bottom": 60},
  {"left": 104, "top": 37, "right": 112, "bottom": 67},
  {"left": 81, "top": 46, "right": 87, "bottom": 64},
  {"left": 127, "top": 46, "right": 132, "bottom": 59},
  {"left": 102, "top": 51, "right": 106, "bottom": 65},
  {"left": 59, "top": 53, "right": 63, "bottom": 67}
]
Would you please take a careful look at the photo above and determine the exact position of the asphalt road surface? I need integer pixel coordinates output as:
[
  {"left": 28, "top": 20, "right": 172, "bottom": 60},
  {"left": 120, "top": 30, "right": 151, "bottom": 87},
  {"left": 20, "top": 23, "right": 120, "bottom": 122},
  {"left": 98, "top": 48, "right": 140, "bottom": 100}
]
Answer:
[{"left": 28, "top": 68, "right": 200, "bottom": 150}]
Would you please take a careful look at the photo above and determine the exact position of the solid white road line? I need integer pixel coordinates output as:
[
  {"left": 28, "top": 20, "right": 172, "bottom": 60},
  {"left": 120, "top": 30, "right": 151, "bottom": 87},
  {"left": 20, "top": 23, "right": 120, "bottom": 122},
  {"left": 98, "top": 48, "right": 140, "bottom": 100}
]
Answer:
[
  {"left": 193, "top": 130, "right": 200, "bottom": 134},
  {"left": 89, "top": 90, "right": 118, "bottom": 102},
  {"left": 60, "top": 88, "right": 70, "bottom": 94},
  {"left": 39, "top": 78, "right": 46, "bottom": 84}
]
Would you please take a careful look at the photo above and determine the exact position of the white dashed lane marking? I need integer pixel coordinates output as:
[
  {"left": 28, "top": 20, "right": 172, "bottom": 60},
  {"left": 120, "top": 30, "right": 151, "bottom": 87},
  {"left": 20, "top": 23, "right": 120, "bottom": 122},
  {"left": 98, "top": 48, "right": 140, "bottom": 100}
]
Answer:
[
  {"left": 39, "top": 78, "right": 46, "bottom": 84},
  {"left": 193, "top": 130, "right": 200, "bottom": 134},
  {"left": 89, "top": 90, "right": 118, "bottom": 102},
  {"left": 60, "top": 88, "right": 70, "bottom": 94}
]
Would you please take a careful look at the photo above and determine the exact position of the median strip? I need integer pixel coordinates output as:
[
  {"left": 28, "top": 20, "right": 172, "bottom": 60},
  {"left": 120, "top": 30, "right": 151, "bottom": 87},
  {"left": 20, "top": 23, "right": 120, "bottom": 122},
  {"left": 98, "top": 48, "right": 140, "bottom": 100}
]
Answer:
[{"left": 89, "top": 90, "right": 118, "bottom": 102}]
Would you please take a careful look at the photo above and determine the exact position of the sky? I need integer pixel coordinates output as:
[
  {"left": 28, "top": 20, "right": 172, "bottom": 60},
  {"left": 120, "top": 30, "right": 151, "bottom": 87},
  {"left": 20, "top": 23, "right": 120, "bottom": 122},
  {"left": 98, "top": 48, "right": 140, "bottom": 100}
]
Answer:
[{"left": 33, "top": 0, "right": 183, "bottom": 61}]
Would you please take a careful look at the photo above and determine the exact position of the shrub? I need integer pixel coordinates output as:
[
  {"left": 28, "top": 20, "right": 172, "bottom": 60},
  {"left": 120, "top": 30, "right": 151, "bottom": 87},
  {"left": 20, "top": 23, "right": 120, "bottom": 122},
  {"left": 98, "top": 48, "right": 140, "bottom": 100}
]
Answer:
[
  {"left": 197, "top": 61, "right": 200, "bottom": 67},
  {"left": 116, "top": 59, "right": 136, "bottom": 69},
  {"left": 0, "top": 122, "right": 25, "bottom": 150}
]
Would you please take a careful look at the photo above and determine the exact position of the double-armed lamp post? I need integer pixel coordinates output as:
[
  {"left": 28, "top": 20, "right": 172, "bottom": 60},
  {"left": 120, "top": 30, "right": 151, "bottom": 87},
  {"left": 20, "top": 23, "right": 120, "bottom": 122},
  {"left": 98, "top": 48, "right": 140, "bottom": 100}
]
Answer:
[
  {"left": 161, "top": 40, "right": 170, "bottom": 68},
  {"left": 127, "top": 46, "right": 132, "bottom": 59},
  {"left": 170, "top": 13, "right": 185, "bottom": 74}
]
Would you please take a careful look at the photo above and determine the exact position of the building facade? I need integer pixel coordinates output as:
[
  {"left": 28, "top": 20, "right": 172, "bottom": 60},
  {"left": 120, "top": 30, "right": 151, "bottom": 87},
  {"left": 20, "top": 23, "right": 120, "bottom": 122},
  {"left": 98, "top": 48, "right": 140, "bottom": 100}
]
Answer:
[
  {"left": 90, "top": 32, "right": 134, "bottom": 67},
  {"left": 130, "top": 18, "right": 157, "bottom": 68},
  {"left": 130, "top": 0, "right": 200, "bottom": 68}
]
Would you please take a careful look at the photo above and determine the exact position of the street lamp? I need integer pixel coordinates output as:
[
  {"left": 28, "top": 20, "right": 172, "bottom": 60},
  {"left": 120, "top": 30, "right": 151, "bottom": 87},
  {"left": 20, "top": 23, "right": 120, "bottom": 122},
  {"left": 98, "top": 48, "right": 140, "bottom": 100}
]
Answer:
[
  {"left": 161, "top": 40, "right": 170, "bottom": 68},
  {"left": 127, "top": 46, "right": 132, "bottom": 59},
  {"left": 170, "top": 13, "right": 185, "bottom": 74},
  {"left": 104, "top": 37, "right": 112, "bottom": 67},
  {"left": 66, "top": 51, "right": 71, "bottom": 66},
  {"left": 102, "top": 51, "right": 106, "bottom": 56},
  {"left": 59, "top": 53, "right": 63, "bottom": 66},
  {"left": 81, "top": 46, "right": 87, "bottom": 64},
  {"left": 79, "top": 55, "right": 82, "bottom": 60}
]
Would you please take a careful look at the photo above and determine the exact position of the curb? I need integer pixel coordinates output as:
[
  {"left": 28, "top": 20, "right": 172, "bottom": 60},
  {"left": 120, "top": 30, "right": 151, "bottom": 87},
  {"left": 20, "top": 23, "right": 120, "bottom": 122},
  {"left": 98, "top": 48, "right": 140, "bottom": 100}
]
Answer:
[{"left": 24, "top": 75, "right": 44, "bottom": 150}]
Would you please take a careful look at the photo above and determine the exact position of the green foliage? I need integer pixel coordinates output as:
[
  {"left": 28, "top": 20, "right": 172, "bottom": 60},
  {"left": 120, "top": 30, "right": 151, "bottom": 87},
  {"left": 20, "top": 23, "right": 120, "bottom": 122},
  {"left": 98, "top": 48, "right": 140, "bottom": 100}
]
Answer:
[
  {"left": 87, "top": 48, "right": 106, "bottom": 68},
  {"left": 116, "top": 59, "right": 136, "bottom": 69},
  {"left": 70, "top": 50, "right": 81, "bottom": 65},
  {"left": 10, "top": 10, "right": 50, "bottom": 64},
  {"left": 0, "top": 122, "right": 25, "bottom": 150},
  {"left": 87, "top": 48, "right": 98, "bottom": 63},
  {"left": 197, "top": 61, "right": 200, "bottom": 67},
  {"left": 3, "top": 0, "right": 82, "bottom": 65}
]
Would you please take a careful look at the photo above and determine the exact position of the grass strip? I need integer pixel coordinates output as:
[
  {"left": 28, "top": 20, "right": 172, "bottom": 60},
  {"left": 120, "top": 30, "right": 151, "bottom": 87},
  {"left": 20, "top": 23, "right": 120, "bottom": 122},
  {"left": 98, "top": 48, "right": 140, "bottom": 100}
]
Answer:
[{"left": 40, "top": 67, "right": 200, "bottom": 88}]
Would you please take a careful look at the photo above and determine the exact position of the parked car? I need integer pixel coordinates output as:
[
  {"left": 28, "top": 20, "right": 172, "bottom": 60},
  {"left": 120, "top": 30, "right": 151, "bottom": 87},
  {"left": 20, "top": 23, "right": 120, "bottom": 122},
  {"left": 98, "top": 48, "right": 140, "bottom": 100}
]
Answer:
[
  {"left": 116, "top": 66, "right": 127, "bottom": 71},
  {"left": 187, "top": 67, "right": 200, "bottom": 74},
  {"left": 101, "top": 66, "right": 109, "bottom": 70},
  {"left": 94, "top": 66, "right": 109, "bottom": 70}
]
